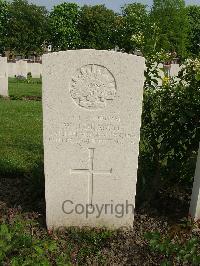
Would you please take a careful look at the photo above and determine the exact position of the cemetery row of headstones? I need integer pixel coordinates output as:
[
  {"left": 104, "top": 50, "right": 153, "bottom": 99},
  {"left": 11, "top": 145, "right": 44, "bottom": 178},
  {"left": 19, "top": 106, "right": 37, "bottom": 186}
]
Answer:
[
  {"left": 8, "top": 60, "right": 42, "bottom": 78},
  {"left": 0, "top": 52, "right": 200, "bottom": 228},
  {"left": 0, "top": 57, "right": 182, "bottom": 98}
]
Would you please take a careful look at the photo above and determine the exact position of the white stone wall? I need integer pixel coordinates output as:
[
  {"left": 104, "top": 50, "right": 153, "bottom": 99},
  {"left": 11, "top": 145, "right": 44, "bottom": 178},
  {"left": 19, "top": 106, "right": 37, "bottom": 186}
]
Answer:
[
  {"left": 8, "top": 60, "right": 42, "bottom": 78},
  {"left": 16, "top": 60, "right": 27, "bottom": 77},
  {"left": 8, "top": 62, "right": 17, "bottom": 77},
  {"left": 27, "top": 63, "right": 42, "bottom": 78}
]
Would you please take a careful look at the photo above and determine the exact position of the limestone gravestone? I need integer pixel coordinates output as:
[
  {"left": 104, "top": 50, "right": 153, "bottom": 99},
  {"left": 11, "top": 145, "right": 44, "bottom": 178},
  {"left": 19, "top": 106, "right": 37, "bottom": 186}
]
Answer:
[
  {"left": 43, "top": 50, "right": 145, "bottom": 229},
  {"left": 0, "top": 57, "right": 8, "bottom": 97},
  {"left": 16, "top": 60, "right": 27, "bottom": 77},
  {"left": 190, "top": 145, "right": 200, "bottom": 220}
]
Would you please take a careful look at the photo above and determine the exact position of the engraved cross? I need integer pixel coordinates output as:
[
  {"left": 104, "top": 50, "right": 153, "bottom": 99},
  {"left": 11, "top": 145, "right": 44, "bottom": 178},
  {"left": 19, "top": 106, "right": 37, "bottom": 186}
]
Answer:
[{"left": 70, "top": 148, "right": 112, "bottom": 206}]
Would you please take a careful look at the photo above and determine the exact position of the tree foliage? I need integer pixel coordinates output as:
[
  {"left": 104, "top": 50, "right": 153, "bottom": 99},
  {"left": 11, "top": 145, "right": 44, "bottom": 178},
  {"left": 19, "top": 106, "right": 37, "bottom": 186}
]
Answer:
[
  {"left": 78, "top": 5, "right": 117, "bottom": 50},
  {"left": 121, "top": 3, "right": 148, "bottom": 52},
  {"left": 0, "top": 1, "right": 198, "bottom": 57},
  {"left": 49, "top": 2, "right": 81, "bottom": 51},
  {"left": 151, "top": 0, "right": 189, "bottom": 58},
  {"left": 6, "top": 0, "right": 49, "bottom": 56},
  {"left": 0, "top": 0, "right": 8, "bottom": 53},
  {"left": 186, "top": 5, "right": 200, "bottom": 56}
]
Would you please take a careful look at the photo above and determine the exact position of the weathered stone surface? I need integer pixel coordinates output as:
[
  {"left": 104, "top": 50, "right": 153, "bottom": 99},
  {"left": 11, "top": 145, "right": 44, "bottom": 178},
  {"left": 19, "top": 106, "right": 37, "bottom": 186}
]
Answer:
[
  {"left": 0, "top": 57, "right": 8, "bottom": 97},
  {"left": 43, "top": 50, "right": 145, "bottom": 229},
  {"left": 190, "top": 145, "right": 200, "bottom": 220}
]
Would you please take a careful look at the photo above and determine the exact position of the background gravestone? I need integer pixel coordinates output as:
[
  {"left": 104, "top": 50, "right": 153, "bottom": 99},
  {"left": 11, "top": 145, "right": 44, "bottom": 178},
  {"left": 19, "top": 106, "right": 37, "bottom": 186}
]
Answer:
[
  {"left": 190, "top": 144, "right": 200, "bottom": 220},
  {"left": 43, "top": 50, "right": 145, "bottom": 229},
  {"left": 16, "top": 60, "right": 27, "bottom": 77},
  {"left": 0, "top": 57, "right": 8, "bottom": 97}
]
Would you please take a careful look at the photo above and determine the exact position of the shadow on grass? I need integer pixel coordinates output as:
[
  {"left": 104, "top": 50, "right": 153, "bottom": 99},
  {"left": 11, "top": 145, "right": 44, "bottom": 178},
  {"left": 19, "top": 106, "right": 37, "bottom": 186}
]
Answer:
[
  {"left": 0, "top": 154, "right": 192, "bottom": 226},
  {"left": 136, "top": 187, "right": 191, "bottom": 223},
  {"left": 136, "top": 155, "right": 191, "bottom": 222},
  {"left": 0, "top": 159, "right": 45, "bottom": 218}
]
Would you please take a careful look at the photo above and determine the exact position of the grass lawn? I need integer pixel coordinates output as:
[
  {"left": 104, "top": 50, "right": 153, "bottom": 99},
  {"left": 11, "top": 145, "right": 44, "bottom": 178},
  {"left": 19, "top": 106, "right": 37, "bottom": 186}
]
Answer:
[
  {"left": 8, "top": 77, "right": 42, "bottom": 99},
  {"left": 0, "top": 98, "right": 43, "bottom": 177},
  {"left": 0, "top": 80, "right": 199, "bottom": 265}
]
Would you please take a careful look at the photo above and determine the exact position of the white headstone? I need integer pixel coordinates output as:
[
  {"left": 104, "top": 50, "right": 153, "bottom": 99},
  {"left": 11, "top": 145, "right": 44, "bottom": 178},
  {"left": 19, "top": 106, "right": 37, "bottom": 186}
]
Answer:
[
  {"left": 16, "top": 60, "right": 27, "bottom": 77},
  {"left": 0, "top": 57, "right": 8, "bottom": 97},
  {"left": 190, "top": 145, "right": 200, "bottom": 220},
  {"left": 43, "top": 50, "right": 145, "bottom": 229}
]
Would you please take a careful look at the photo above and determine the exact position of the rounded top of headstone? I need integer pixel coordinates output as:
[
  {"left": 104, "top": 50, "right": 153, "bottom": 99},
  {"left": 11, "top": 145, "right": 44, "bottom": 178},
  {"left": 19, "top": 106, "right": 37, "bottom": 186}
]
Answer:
[{"left": 42, "top": 50, "right": 145, "bottom": 63}]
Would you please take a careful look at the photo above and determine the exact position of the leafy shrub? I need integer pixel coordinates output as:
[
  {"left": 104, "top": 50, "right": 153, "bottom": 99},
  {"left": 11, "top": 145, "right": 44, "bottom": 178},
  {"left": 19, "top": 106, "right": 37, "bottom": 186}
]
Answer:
[
  {"left": 0, "top": 215, "right": 114, "bottom": 265},
  {"left": 27, "top": 72, "right": 32, "bottom": 78},
  {"left": 145, "top": 230, "right": 200, "bottom": 265},
  {"left": 138, "top": 58, "right": 200, "bottom": 200},
  {"left": 0, "top": 218, "right": 61, "bottom": 265},
  {"left": 27, "top": 72, "right": 32, "bottom": 83}
]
